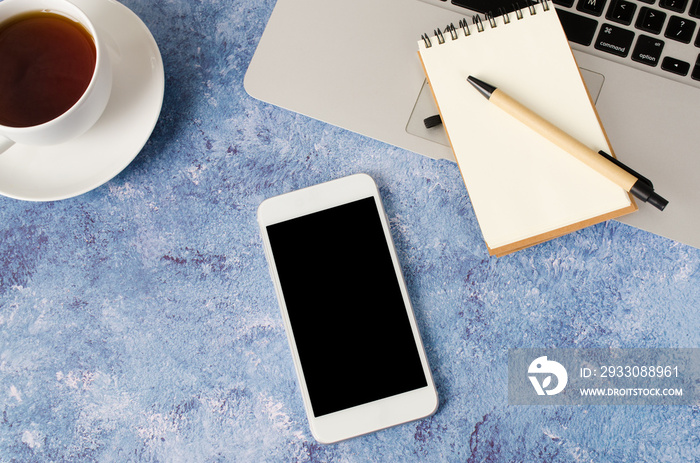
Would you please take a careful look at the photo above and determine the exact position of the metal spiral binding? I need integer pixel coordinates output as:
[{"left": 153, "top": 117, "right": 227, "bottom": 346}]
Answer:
[
  {"left": 446, "top": 23, "right": 458, "bottom": 40},
  {"left": 473, "top": 15, "right": 485, "bottom": 33},
  {"left": 486, "top": 13, "right": 497, "bottom": 29},
  {"left": 501, "top": 8, "right": 511, "bottom": 24},
  {"left": 420, "top": 0, "right": 550, "bottom": 47},
  {"left": 514, "top": 6, "right": 524, "bottom": 20},
  {"left": 434, "top": 28, "right": 445, "bottom": 44},
  {"left": 458, "top": 18, "right": 471, "bottom": 36}
]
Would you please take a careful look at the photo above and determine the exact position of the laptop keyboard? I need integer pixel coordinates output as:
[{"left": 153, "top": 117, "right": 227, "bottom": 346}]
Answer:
[{"left": 420, "top": 0, "right": 700, "bottom": 89}]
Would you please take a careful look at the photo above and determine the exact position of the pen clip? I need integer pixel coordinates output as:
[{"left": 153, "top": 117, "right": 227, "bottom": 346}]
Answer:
[{"left": 597, "top": 150, "right": 653, "bottom": 189}]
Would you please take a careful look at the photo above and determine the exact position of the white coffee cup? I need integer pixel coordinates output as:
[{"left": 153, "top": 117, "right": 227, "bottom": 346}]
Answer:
[{"left": 0, "top": 0, "right": 112, "bottom": 154}]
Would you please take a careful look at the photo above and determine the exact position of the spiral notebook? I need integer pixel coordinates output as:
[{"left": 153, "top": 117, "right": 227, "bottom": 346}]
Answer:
[{"left": 418, "top": 0, "right": 637, "bottom": 257}]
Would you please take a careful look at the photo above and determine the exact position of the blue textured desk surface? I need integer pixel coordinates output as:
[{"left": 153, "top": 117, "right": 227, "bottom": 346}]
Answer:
[{"left": 1, "top": 0, "right": 699, "bottom": 461}]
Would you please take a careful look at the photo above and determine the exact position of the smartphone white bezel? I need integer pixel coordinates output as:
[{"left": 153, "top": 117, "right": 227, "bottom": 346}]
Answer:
[{"left": 257, "top": 173, "right": 438, "bottom": 444}]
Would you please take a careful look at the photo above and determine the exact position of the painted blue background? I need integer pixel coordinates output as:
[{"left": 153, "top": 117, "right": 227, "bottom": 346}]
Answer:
[{"left": 1, "top": 0, "right": 699, "bottom": 460}]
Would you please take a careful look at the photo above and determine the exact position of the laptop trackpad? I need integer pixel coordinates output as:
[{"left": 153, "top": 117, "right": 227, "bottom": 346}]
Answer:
[
  {"left": 406, "top": 67, "right": 605, "bottom": 147},
  {"left": 405, "top": 79, "right": 451, "bottom": 147}
]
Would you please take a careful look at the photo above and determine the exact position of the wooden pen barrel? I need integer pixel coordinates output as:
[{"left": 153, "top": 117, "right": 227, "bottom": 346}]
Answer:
[{"left": 490, "top": 90, "right": 638, "bottom": 192}]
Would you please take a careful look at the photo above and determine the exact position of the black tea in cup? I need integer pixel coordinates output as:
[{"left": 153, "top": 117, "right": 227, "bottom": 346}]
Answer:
[{"left": 0, "top": 11, "right": 96, "bottom": 128}]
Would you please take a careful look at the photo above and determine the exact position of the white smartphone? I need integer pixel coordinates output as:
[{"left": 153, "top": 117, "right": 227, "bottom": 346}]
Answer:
[{"left": 257, "top": 173, "right": 438, "bottom": 444}]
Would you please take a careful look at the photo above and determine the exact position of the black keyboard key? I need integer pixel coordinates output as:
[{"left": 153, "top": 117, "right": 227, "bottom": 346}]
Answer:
[
  {"left": 606, "top": 0, "right": 638, "bottom": 24},
  {"left": 450, "top": 0, "right": 534, "bottom": 14},
  {"left": 661, "top": 56, "right": 691, "bottom": 74},
  {"left": 665, "top": 15, "right": 697, "bottom": 42},
  {"left": 691, "top": 54, "right": 700, "bottom": 79},
  {"left": 595, "top": 23, "right": 636, "bottom": 55},
  {"left": 659, "top": 0, "right": 688, "bottom": 12},
  {"left": 553, "top": 0, "right": 575, "bottom": 6},
  {"left": 577, "top": 0, "right": 607, "bottom": 16},
  {"left": 632, "top": 34, "right": 665, "bottom": 65},
  {"left": 556, "top": 8, "right": 599, "bottom": 45},
  {"left": 690, "top": 0, "right": 700, "bottom": 17},
  {"left": 639, "top": 0, "right": 655, "bottom": 3},
  {"left": 636, "top": 7, "right": 668, "bottom": 33}
]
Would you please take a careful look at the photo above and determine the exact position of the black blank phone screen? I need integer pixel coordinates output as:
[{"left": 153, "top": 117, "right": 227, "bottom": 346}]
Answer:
[{"left": 266, "top": 197, "right": 428, "bottom": 417}]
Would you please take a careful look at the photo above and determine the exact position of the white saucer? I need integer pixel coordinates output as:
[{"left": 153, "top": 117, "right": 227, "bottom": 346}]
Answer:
[{"left": 0, "top": 0, "right": 165, "bottom": 201}]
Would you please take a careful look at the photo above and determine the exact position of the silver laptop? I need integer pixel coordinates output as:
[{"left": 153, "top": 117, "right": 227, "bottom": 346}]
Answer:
[{"left": 244, "top": 0, "right": 700, "bottom": 249}]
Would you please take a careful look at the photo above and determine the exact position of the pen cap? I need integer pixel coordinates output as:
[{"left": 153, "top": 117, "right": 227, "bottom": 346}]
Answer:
[
  {"left": 646, "top": 192, "right": 668, "bottom": 211},
  {"left": 630, "top": 179, "right": 668, "bottom": 211}
]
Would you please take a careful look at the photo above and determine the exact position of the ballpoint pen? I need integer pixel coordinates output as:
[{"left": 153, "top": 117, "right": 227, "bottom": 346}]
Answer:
[{"left": 465, "top": 75, "right": 667, "bottom": 210}]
